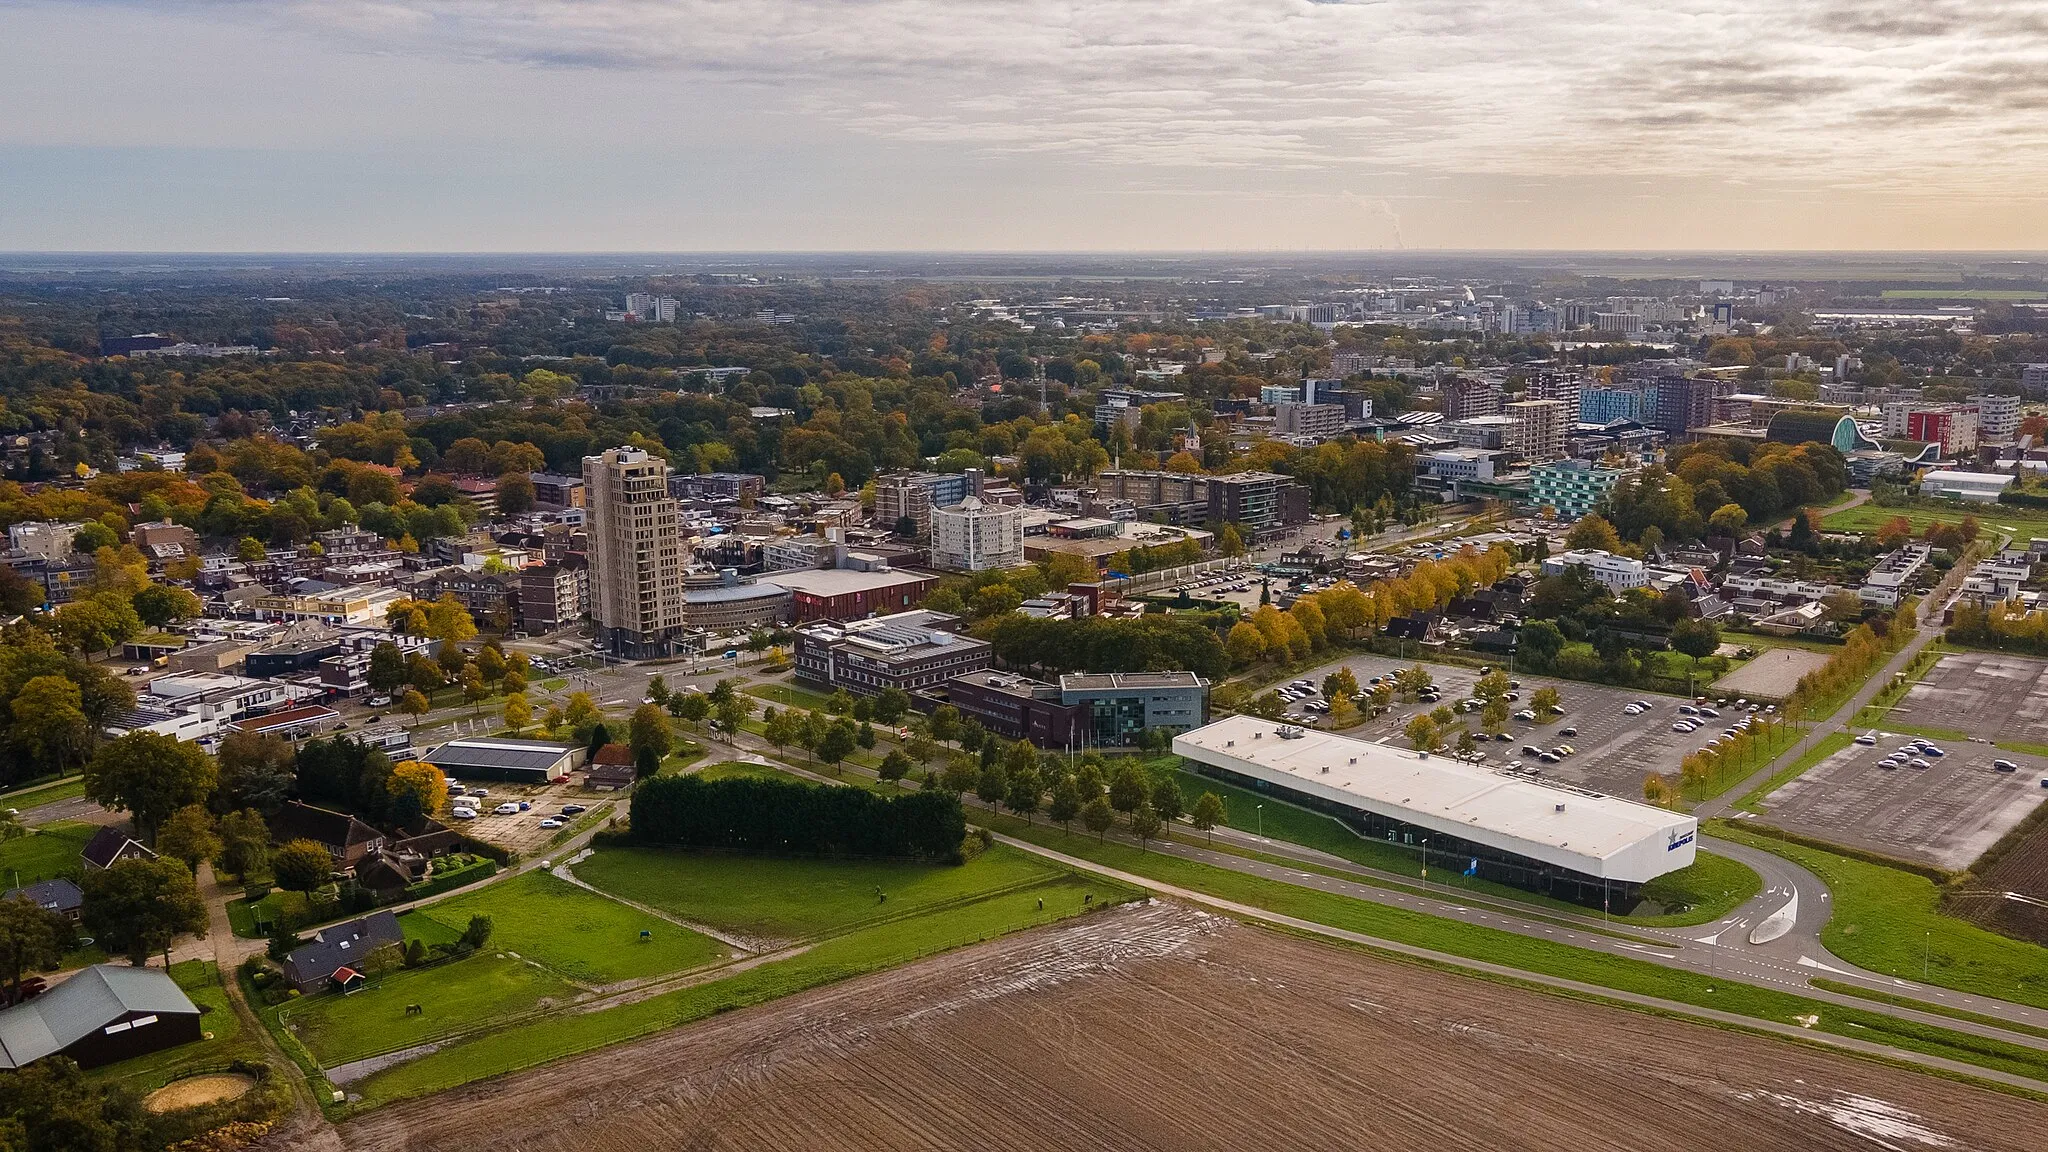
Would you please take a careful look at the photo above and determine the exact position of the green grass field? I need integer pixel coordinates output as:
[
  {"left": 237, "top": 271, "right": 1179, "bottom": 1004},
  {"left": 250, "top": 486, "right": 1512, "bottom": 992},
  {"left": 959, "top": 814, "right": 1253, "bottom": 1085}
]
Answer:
[
  {"left": 572, "top": 843, "right": 1065, "bottom": 940},
  {"left": 744, "top": 681, "right": 840, "bottom": 712},
  {"left": 693, "top": 760, "right": 799, "bottom": 783},
  {"left": 1712, "top": 822, "right": 2048, "bottom": 1011},
  {"left": 1165, "top": 767, "right": 1755, "bottom": 926},
  {"left": 0, "top": 820, "right": 93, "bottom": 885},
  {"left": 277, "top": 949, "right": 581, "bottom": 1067},
  {"left": 346, "top": 855, "right": 1129, "bottom": 1109},
  {"left": 980, "top": 813, "right": 2048, "bottom": 1087},
  {"left": 1823, "top": 503, "right": 2048, "bottom": 539},
  {"left": 226, "top": 889, "right": 315, "bottom": 938},
  {"left": 418, "top": 870, "right": 725, "bottom": 984}
]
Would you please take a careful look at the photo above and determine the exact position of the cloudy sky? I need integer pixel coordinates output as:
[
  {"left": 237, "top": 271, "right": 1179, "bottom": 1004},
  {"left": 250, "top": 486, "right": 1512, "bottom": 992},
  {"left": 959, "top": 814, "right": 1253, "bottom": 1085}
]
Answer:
[{"left": 3, "top": 0, "right": 2046, "bottom": 251}]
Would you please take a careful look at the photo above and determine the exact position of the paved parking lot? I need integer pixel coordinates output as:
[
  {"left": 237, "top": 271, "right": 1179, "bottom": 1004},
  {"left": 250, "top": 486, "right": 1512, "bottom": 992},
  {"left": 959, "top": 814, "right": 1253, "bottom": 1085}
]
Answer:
[
  {"left": 444, "top": 776, "right": 616, "bottom": 855},
  {"left": 1758, "top": 732, "right": 2048, "bottom": 870},
  {"left": 1890, "top": 651, "right": 2048, "bottom": 746},
  {"left": 1280, "top": 654, "right": 1763, "bottom": 798}
]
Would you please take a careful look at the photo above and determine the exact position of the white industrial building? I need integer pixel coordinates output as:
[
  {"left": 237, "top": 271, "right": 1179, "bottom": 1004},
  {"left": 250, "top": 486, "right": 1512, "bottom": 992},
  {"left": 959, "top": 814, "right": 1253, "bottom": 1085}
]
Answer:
[
  {"left": 1918, "top": 469, "right": 2014, "bottom": 504},
  {"left": 1173, "top": 716, "right": 1697, "bottom": 904},
  {"left": 1540, "top": 548, "right": 1648, "bottom": 592},
  {"left": 931, "top": 496, "right": 1025, "bottom": 572}
]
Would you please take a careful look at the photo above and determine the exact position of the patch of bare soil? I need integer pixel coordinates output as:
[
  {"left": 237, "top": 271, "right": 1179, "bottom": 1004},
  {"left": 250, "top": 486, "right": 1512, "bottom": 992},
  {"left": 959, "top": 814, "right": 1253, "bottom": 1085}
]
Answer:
[
  {"left": 144, "top": 1072, "right": 256, "bottom": 1114},
  {"left": 338, "top": 900, "right": 2048, "bottom": 1152}
]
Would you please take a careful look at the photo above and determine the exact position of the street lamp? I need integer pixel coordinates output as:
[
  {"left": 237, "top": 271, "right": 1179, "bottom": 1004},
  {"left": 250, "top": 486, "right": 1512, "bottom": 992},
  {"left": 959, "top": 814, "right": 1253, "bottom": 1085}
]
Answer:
[
  {"left": 1924, "top": 930, "right": 1931, "bottom": 980},
  {"left": 1255, "top": 803, "right": 1263, "bottom": 837}
]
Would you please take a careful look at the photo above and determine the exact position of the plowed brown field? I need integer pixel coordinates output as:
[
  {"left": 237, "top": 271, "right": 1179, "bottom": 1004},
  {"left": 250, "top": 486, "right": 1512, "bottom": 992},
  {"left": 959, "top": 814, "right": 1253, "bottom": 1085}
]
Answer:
[{"left": 334, "top": 901, "right": 2048, "bottom": 1152}]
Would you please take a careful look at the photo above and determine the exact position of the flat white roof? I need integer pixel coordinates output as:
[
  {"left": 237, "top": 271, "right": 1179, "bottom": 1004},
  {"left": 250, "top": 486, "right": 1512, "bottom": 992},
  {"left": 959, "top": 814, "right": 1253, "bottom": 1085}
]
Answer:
[
  {"left": 768, "top": 567, "right": 933, "bottom": 596},
  {"left": 1173, "top": 715, "right": 1696, "bottom": 883}
]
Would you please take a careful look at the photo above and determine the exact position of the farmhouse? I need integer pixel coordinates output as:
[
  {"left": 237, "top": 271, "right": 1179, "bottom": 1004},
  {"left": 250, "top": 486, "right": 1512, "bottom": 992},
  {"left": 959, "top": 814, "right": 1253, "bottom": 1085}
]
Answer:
[
  {"left": 424, "top": 736, "right": 584, "bottom": 784},
  {"left": 1, "top": 877, "right": 83, "bottom": 921},
  {"left": 0, "top": 965, "right": 202, "bottom": 1070},
  {"left": 1173, "top": 715, "right": 1698, "bottom": 906},
  {"left": 270, "top": 800, "right": 387, "bottom": 871},
  {"left": 282, "top": 910, "right": 404, "bottom": 994}
]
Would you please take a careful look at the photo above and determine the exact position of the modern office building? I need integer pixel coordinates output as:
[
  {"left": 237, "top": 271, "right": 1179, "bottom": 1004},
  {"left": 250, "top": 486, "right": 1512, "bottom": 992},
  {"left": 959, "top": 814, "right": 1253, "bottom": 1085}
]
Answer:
[
  {"left": 1580, "top": 385, "right": 1651, "bottom": 425},
  {"left": 681, "top": 570, "right": 791, "bottom": 631},
  {"left": 1651, "top": 374, "right": 1729, "bottom": 434},
  {"left": 793, "top": 610, "right": 993, "bottom": 697},
  {"left": 1523, "top": 372, "right": 1583, "bottom": 423},
  {"left": 931, "top": 496, "right": 1026, "bottom": 572},
  {"left": 1060, "top": 672, "right": 1209, "bottom": 745},
  {"left": 583, "top": 446, "right": 687, "bottom": 657},
  {"left": 1091, "top": 469, "right": 1309, "bottom": 536},
  {"left": 1528, "top": 459, "right": 1626, "bottom": 520},
  {"left": 1173, "top": 716, "right": 1697, "bottom": 905},
  {"left": 874, "top": 472, "right": 973, "bottom": 539}
]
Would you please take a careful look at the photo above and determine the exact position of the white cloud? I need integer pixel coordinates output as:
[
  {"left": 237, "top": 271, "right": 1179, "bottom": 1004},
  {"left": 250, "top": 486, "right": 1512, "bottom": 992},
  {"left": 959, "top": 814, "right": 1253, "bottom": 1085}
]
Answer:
[{"left": 232, "top": 0, "right": 2048, "bottom": 188}]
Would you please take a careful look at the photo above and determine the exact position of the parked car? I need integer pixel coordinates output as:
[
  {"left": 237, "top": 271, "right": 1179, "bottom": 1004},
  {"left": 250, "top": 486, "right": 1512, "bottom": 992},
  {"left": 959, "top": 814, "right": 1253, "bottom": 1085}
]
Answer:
[
  {"left": 1494, "top": 732, "right": 1513, "bottom": 742},
  {"left": 1558, "top": 726, "right": 1577, "bottom": 737},
  {"left": 365, "top": 695, "right": 391, "bottom": 707},
  {"left": 561, "top": 804, "right": 588, "bottom": 815},
  {"left": 448, "top": 784, "right": 467, "bottom": 796},
  {"left": 1922, "top": 745, "right": 1946, "bottom": 757},
  {"left": 1514, "top": 709, "right": 1537, "bottom": 721},
  {"left": 1993, "top": 759, "right": 2019, "bottom": 773},
  {"left": 517, "top": 800, "right": 532, "bottom": 811},
  {"left": 1697, "top": 707, "right": 1720, "bottom": 718},
  {"left": 1854, "top": 734, "right": 1877, "bottom": 746},
  {"left": 1911, "top": 758, "right": 1931, "bottom": 770},
  {"left": 470, "top": 788, "right": 489, "bottom": 798},
  {"left": 451, "top": 807, "right": 478, "bottom": 820},
  {"left": 493, "top": 802, "right": 520, "bottom": 815},
  {"left": 126, "top": 665, "right": 150, "bottom": 676},
  {"left": 539, "top": 818, "right": 564, "bottom": 829},
  {"left": 1677, "top": 704, "right": 1696, "bottom": 715}
]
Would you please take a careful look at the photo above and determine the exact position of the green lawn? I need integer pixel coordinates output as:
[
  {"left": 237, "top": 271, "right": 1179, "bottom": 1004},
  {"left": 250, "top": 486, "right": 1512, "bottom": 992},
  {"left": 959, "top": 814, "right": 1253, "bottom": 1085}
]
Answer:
[
  {"left": 0, "top": 820, "right": 93, "bottom": 885},
  {"left": 277, "top": 950, "right": 581, "bottom": 1067},
  {"left": 1, "top": 774, "right": 87, "bottom": 810},
  {"left": 1734, "top": 732, "right": 1853, "bottom": 813},
  {"left": 347, "top": 870, "right": 1125, "bottom": 1110},
  {"left": 571, "top": 843, "right": 1065, "bottom": 940},
  {"left": 694, "top": 759, "right": 803, "bottom": 783},
  {"left": 744, "top": 681, "right": 840, "bottom": 712},
  {"left": 1823, "top": 503, "right": 2048, "bottom": 539},
  {"left": 982, "top": 813, "right": 2048, "bottom": 1087},
  {"left": 1167, "top": 766, "right": 1755, "bottom": 926},
  {"left": 93, "top": 961, "right": 265, "bottom": 1091},
  {"left": 1712, "top": 822, "right": 2048, "bottom": 1011},
  {"left": 226, "top": 889, "right": 316, "bottom": 938},
  {"left": 418, "top": 870, "right": 725, "bottom": 985}
]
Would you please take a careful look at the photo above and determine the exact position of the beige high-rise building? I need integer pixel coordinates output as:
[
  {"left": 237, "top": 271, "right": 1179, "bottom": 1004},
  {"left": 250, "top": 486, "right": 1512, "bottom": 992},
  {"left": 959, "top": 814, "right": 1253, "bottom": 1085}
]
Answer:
[
  {"left": 583, "top": 447, "right": 685, "bottom": 656},
  {"left": 1507, "top": 399, "right": 1567, "bottom": 463}
]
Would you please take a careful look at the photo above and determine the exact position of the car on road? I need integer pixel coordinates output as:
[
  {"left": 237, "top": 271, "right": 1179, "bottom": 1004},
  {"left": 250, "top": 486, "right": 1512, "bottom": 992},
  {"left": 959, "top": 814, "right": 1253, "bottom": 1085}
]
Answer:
[
  {"left": 539, "top": 818, "right": 564, "bottom": 829},
  {"left": 493, "top": 802, "right": 520, "bottom": 815},
  {"left": 1854, "top": 734, "right": 1877, "bottom": 745},
  {"left": 1994, "top": 759, "right": 2020, "bottom": 773}
]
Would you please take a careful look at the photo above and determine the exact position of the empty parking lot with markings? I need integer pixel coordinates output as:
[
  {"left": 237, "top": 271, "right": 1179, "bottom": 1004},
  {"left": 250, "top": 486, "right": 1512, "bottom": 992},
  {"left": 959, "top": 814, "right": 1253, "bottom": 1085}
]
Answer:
[
  {"left": 1756, "top": 732, "right": 2048, "bottom": 870},
  {"left": 1283, "top": 654, "right": 1776, "bottom": 798},
  {"left": 1887, "top": 651, "right": 2048, "bottom": 747}
]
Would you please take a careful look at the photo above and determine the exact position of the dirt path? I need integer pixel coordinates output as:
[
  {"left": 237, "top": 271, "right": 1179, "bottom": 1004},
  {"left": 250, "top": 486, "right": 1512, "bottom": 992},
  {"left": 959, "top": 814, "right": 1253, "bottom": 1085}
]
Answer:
[{"left": 336, "top": 901, "right": 2048, "bottom": 1152}]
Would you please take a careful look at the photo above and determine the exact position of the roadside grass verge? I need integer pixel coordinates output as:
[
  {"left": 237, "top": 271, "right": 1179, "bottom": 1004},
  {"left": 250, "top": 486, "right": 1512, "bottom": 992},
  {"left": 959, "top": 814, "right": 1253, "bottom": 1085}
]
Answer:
[
  {"left": 1810, "top": 978, "right": 2048, "bottom": 1044},
  {"left": 1735, "top": 732, "right": 1853, "bottom": 813},
  {"left": 1, "top": 773, "right": 86, "bottom": 810},
  {"left": 1710, "top": 821, "right": 2048, "bottom": 1012},
  {"left": 571, "top": 842, "right": 1066, "bottom": 940},
  {"left": 1688, "top": 722, "right": 1805, "bottom": 804},
  {"left": 418, "top": 870, "right": 726, "bottom": 985},
  {"left": 344, "top": 869, "right": 1129, "bottom": 1110},
  {"left": 1166, "top": 766, "right": 1756, "bottom": 927},
  {"left": 982, "top": 813, "right": 2048, "bottom": 1088},
  {"left": 0, "top": 819, "right": 93, "bottom": 884}
]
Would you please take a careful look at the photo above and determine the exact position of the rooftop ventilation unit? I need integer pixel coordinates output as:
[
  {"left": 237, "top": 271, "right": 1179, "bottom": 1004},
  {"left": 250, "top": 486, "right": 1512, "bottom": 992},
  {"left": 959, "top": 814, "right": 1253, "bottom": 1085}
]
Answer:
[{"left": 1555, "top": 803, "right": 1566, "bottom": 812}]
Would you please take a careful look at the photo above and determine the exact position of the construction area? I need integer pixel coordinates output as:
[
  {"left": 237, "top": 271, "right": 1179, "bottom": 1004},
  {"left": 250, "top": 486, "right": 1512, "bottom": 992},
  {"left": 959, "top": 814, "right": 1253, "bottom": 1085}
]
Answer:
[
  {"left": 331, "top": 902, "right": 2048, "bottom": 1152},
  {"left": 1757, "top": 733, "right": 2048, "bottom": 871},
  {"left": 1889, "top": 652, "right": 2048, "bottom": 746}
]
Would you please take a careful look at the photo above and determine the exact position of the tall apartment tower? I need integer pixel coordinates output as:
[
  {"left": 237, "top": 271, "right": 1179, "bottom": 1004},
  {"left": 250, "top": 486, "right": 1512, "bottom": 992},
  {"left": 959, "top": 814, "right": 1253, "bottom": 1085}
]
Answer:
[
  {"left": 1507, "top": 399, "right": 1568, "bottom": 463},
  {"left": 583, "top": 447, "right": 685, "bottom": 657}
]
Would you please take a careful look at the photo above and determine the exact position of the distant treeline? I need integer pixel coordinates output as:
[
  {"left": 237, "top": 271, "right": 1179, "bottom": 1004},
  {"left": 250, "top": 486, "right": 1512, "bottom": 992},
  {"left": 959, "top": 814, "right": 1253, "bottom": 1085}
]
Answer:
[{"left": 629, "top": 775, "right": 966, "bottom": 862}]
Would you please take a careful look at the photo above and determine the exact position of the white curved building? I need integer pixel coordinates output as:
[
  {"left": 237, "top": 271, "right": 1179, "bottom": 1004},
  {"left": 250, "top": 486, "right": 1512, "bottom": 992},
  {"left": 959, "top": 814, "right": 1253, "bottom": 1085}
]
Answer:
[{"left": 931, "top": 496, "right": 1024, "bottom": 572}]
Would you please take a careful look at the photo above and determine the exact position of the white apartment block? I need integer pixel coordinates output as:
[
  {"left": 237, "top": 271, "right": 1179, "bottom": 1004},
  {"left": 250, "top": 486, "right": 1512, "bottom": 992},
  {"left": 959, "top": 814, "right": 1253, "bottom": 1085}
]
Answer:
[
  {"left": 1970, "top": 393, "right": 2021, "bottom": 441},
  {"left": 1858, "top": 543, "right": 1930, "bottom": 607},
  {"left": 1541, "top": 548, "right": 1647, "bottom": 592},
  {"left": 931, "top": 497, "right": 1025, "bottom": 572}
]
